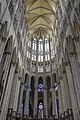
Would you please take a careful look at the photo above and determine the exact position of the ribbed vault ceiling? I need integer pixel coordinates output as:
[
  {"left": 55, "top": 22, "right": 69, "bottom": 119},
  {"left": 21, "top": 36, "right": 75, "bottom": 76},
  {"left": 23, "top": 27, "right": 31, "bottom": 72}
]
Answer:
[{"left": 23, "top": 0, "right": 58, "bottom": 38}]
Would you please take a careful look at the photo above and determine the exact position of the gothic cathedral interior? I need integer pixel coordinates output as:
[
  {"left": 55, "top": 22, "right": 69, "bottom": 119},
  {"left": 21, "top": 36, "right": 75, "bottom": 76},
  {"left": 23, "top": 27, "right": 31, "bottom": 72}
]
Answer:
[{"left": 0, "top": 0, "right": 80, "bottom": 120}]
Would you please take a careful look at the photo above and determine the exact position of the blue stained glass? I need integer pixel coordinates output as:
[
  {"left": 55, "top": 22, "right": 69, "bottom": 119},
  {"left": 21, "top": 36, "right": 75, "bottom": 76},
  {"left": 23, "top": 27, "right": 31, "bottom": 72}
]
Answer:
[
  {"left": 39, "top": 103, "right": 43, "bottom": 110},
  {"left": 38, "top": 84, "right": 43, "bottom": 92}
]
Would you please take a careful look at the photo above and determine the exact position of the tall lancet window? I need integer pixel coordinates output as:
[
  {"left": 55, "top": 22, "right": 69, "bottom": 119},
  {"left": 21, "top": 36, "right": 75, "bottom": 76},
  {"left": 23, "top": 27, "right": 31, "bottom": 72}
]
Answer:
[{"left": 38, "top": 38, "right": 43, "bottom": 62}]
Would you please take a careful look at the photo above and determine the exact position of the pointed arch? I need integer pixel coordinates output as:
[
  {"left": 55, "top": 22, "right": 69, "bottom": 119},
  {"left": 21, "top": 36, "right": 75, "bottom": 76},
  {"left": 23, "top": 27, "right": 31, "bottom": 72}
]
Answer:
[{"left": 38, "top": 76, "right": 43, "bottom": 84}]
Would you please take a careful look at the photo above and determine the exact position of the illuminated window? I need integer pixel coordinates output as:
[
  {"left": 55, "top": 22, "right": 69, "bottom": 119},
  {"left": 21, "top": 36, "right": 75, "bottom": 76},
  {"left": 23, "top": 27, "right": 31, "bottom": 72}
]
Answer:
[
  {"left": 27, "top": 38, "right": 55, "bottom": 72},
  {"left": 38, "top": 84, "right": 43, "bottom": 92},
  {"left": 38, "top": 40, "right": 43, "bottom": 62},
  {"left": 39, "top": 103, "right": 43, "bottom": 110}
]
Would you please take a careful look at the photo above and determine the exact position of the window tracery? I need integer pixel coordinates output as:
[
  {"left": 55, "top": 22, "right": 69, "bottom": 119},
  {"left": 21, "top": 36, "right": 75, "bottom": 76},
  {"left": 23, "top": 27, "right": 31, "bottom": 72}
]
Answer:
[{"left": 26, "top": 37, "right": 55, "bottom": 72}]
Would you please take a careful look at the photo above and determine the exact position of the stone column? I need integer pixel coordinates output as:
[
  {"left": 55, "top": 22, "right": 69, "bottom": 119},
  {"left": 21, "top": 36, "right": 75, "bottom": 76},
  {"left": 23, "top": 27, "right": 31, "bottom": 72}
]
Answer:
[
  {"left": 0, "top": 62, "right": 16, "bottom": 120},
  {"left": 24, "top": 37, "right": 33, "bottom": 116},
  {"left": 69, "top": 53, "right": 80, "bottom": 109},
  {"left": 33, "top": 38, "right": 38, "bottom": 118},
  {"left": 66, "top": 36, "right": 80, "bottom": 111},
  {"left": 60, "top": 77, "right": 67, "bottom": 112},
  {"left": 0, "top": 37, "right": 6, "bottom": 63},
  {"left": 9, "top": 71, "right": 18, "bottom": 109},
  {"left": 74, "top": 37, "right": 80, "bottom": 63},
  {"left": 17, "top": 82, "right": 24, "bottom": 113},
  {"left": 33, "top": 75, "right": 38, "bottom": 117},
  {"left": 43, "top": 81, "right": 48, "bottom": 118},
  {"left": 60, "top": 70, "right": 72, "bottom": 112},
  {"left": 13, "top": 77, "right": 21, "bottom": 111},
  {"left": 62, "top": 71, "right": 72, "bottom": 110},
  {"left": 65, "top": 62, "right": 80, "bottom": 120},
  {"left": 0, "top": 21, "right": 7, "bottom": 63},
  {"left": 43, "top": 39, "right": 48, "bottom": 118},
  {"left": 48, "top": 38, "right": 57, "bottom": 116},
  {"left": 60, "top": 71, "right": 72, "bottom": 112},
  {"left": 0, "top": 39, "right": 13, "bottom": 105},
  {"left": 24, "top": 80, "right": 30, "bottom": 116},
  {"left": 52, "top": 86, "right": 57, "bottom": 116},
  {"left": 57, "top": 80, "right": 63, "bottom": 114}
]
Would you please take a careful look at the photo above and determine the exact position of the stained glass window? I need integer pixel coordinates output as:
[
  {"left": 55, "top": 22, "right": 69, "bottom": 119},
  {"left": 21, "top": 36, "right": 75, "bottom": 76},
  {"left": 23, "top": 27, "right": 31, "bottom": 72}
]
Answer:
[
  {"left": 38, "top": 84, "right": 43, "bottom": 92},
  {"left": 39, "top": 103, "right": 43, "bottom": 110}
]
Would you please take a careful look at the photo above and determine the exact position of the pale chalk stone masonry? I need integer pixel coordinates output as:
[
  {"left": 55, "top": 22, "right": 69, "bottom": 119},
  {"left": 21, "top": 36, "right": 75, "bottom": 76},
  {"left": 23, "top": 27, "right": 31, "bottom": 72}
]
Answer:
[{"left": 0, "top": 0, "right": 80, "bottom": 120}]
